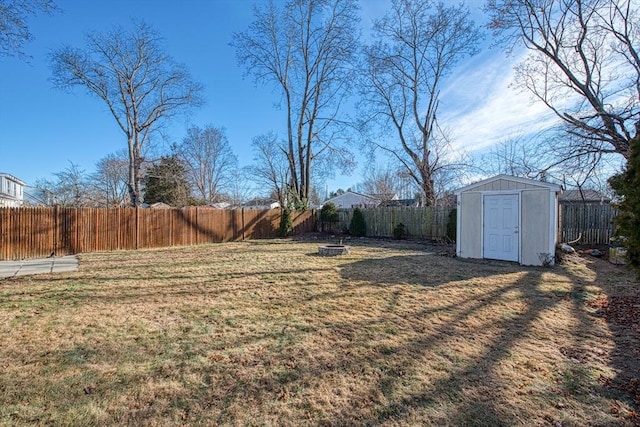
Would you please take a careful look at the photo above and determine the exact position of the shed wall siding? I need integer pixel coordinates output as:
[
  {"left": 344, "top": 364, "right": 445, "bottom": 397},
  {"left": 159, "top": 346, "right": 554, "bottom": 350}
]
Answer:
[
  {"left": 457, "top": 175, "right": 560, "bottom": 265},
  {"left": 521, "top": 189, "right": 550, "bottom": 266},
  {"left": 459, "top": 192, "right": 482, "bottom": 258},
  {"left": 474, "top": 180, "right": 538, "bottom": 192}
]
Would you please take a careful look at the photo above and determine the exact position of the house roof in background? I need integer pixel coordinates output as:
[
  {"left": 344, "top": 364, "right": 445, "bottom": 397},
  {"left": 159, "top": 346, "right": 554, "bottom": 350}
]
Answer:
[
  {"left": 325, "top": 190, "right": 379, "bottom": 203},
  {"left": 380, "top": 199, "right": 419, "bottom": 207},
  {"left": 149, "top": 202, "right": 171, "bottom": 209},
  {"left": 243, "top": 198, "right": 279, "bottom": 205},
  {"left": 209, "top": 202, "right": 231, "bottom": 209},
  {"left": 558, "top": 189, "right": 610, "bottom": 203},
  {"left": 0, "top": 172, "right": 26, "bottom": 185}
]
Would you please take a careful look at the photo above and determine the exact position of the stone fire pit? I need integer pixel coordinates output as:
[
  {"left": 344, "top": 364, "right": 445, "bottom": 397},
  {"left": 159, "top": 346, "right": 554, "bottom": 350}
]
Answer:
[{"left": 318, "top": 244, "right": 350, "bottom": 256}]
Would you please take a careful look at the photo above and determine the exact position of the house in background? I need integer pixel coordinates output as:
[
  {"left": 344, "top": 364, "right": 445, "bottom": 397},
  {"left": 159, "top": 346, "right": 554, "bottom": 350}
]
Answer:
[
  {"left": 242, "top": 198, "right": 281, "bottom": 210},
  {"left": 380, "top": 198, "right": 419, "bottom": 207},
  {"left": 0, "top": 173, "right": 25, "bottom": 207},
  {"left": 324, "top": 191, "right": 381, "bottom": 209},
  {"left": 559, "top": 189, "right": 610, "bottom": 205},
  {"left": 209, "top": 202, "right": 231, "bottom": 209},
  {"left": 148, "top": 202, "right": 172, "bottom": 209}
]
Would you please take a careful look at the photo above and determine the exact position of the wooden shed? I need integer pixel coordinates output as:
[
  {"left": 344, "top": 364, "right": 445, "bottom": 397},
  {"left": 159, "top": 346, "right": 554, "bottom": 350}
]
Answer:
[{"left": 454, "top": 175, "right": 562, "bottom": 266}]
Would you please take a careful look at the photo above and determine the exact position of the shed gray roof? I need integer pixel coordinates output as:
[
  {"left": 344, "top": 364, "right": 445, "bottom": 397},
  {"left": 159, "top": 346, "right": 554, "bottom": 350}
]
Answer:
[{"left": 455, "top": 174, "right": 562, "bottom": 194}]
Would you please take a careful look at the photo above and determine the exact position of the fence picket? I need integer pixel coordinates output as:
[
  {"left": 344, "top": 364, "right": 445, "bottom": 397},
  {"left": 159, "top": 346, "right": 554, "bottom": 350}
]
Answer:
[
  {"left": 331, "top": 206, "right": 454, "bottom": 239},
  {"left": 558, "top": 203, "right": 617, "bottom": 245},
  {"left": 0, "top": 202, "right": 618, "bottom": 260},
  {"left": 0, "top": 207, "right": 317, "bottom": 260}
]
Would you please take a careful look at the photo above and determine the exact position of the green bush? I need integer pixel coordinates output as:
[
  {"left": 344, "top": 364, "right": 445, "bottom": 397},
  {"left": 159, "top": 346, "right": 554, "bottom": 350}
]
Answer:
[
  {"left": 446, "top": 208, "right": 457, "bottom": 242},
  {"left": 609, "top": 136, "right": 640, "bottom": 277},
  {"left": 393, "top": 222, "right": 406, "bottom": 240},
  {"left": 320, "top": 202, "right": 339, "bottom": 222},
  {"left": 279, "top": 207, "right": 293, "bottom": 237},
  {"left": 320, "top": 202, "right": 339, "bottom": 232},
  {"left": 349, "top": 207, "right": 366, "bottom": 237}
]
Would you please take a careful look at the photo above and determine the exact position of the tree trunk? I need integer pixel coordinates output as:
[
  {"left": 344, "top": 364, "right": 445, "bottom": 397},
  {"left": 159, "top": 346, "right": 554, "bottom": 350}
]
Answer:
[{"left": 127, "top": 136, "right": 137, "bottom": 206}]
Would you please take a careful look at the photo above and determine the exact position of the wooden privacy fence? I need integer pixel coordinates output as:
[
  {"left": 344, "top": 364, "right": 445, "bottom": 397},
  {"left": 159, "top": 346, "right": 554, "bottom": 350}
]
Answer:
[
  {"left": 326, "top": 207, "right": 454, "bottom": 239},
  {"left": 328, "top": 204, "right": 617, "bottom": 245},
  {"left": 0, "top": 203, "right": 618, "bottom": 260},
  {"left": 0, "top": 207, "right": 315, "bottom": 260},
  {"left": 558, "top": 202, "right": 618, "bottom": 245}
]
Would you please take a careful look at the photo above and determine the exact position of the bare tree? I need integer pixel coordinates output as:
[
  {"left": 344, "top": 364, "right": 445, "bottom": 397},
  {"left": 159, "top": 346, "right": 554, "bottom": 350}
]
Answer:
[
  {"left": 176, "top": 125, "right": 237, "bottom": 204},
  {"left": 232, "top": 0, "right": 359, "bottom": 207},
  {"left": 486, "top": 0, "right": 639, "bottom": 162},
  {"left": 50, "top": 20, "right": 203, "bottom": 206},
  {"left": 32, "top": 177, "right": 57, "bottom": 206},
  {"left": 354, "top": 164, "right": 403, "bottom": 201},
  {"left": 0, "top": 0, "right": 58, "bottom": 58},
  {"left": 90, "top": 150, "right": 130, "bottom": 207},
  {"left": 56, "top": 162, "right": 91, "bottom": 207},
  {"left": 480, "top": 132, "right": 619, "bottom": 199},
  {"left": 34, "top": 161, "right": 91, "bottom": 207},
  {"left": 361, "top": 0, "right": 482, "bottom": 206},
  {"left": 224, "top": 167, "right": 253, "bottom": 207},
  {"left": 247, "top": 132, "right": 291, "bottom": 207},
  {"left": 481, "top": 135, "right": 551, "bottom": 179}
]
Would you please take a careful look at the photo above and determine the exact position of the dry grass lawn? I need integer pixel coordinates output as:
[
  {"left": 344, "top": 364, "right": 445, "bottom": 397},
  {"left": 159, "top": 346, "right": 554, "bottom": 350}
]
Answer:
[{"left": 0, "top": 238, "right": 638, "bottom": 426}]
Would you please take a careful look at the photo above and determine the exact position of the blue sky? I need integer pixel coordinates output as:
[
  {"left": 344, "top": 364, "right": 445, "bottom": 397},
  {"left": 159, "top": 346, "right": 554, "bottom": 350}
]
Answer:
[{"left": 0, "top": 0, "right": 556, "bottom": 194}]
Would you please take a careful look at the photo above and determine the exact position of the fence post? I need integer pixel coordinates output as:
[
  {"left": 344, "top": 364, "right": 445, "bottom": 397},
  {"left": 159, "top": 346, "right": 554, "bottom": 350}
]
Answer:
[
  {"left": 54, "top": 205, "right": 60, "bottom": 256},
  {"left": 195, "top": 206, "right": 199, "bottom": 245},
  {"left": 135, "top": 206, "right": 139, "bottom": 250},
  {"left": 242, "top": 208, "right": 246, "bottom": 241},
  {"left": 74, "top": 208, "right": 79, "bottom": 255}
]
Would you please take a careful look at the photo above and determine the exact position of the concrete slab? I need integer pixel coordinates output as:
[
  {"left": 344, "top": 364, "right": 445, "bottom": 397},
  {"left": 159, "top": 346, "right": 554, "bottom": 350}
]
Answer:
[
  {"left": 0, "top": 256, "right": 79, "bottom": 279},
  {"left": 0, "top": 262, "right": 19, "bottom": 278},
  {"left": 52, "top": 257, "right": 80, "bottom": 273}
]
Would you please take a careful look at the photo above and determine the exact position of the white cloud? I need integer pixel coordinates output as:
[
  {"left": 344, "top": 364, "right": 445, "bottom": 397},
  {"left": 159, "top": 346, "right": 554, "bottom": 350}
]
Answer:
[
  {"left": 439, "top": 49, "right": 560, "bottom": 153},
  {"left": 356, "top": 1, "right": 562, "bottom": 156}
]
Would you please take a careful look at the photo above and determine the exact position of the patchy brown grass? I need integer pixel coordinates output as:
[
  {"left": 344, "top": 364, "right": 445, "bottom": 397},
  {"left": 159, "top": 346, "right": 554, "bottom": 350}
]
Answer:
[{"left": 0, "top": 239, "right": 638, "bottom": 426}]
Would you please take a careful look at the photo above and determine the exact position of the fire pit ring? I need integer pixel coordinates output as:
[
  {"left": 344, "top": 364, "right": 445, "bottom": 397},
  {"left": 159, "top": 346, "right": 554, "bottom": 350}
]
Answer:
[{"left": 318, "top": 244, "right": 350, "bottom": 256}]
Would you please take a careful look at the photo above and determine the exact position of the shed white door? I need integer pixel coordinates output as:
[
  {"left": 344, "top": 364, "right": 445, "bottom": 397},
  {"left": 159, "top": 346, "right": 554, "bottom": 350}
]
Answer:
[{"left": 483, "top": 194, "right": 519, "bottom": 262}]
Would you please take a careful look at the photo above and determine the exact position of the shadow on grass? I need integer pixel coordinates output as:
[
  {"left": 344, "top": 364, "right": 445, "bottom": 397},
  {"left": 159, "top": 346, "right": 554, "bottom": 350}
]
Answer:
[
  {"left": 184, "top": 257, "right": 581, "bottom": 425},
  {"left": 563, "top": 256, "right": 640, "bottom": 416},
  {"left": 329, "top": 266, "right": 550, "bottom": 425},
  {"left": 1, "top": 245, "right": 637, "bottom": 425},
  {"left": 319, "top": 254, "right": 639, "bottom": 425},
  {"left": 0, "top": 265, "right": 332, "bottom": 306}
]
